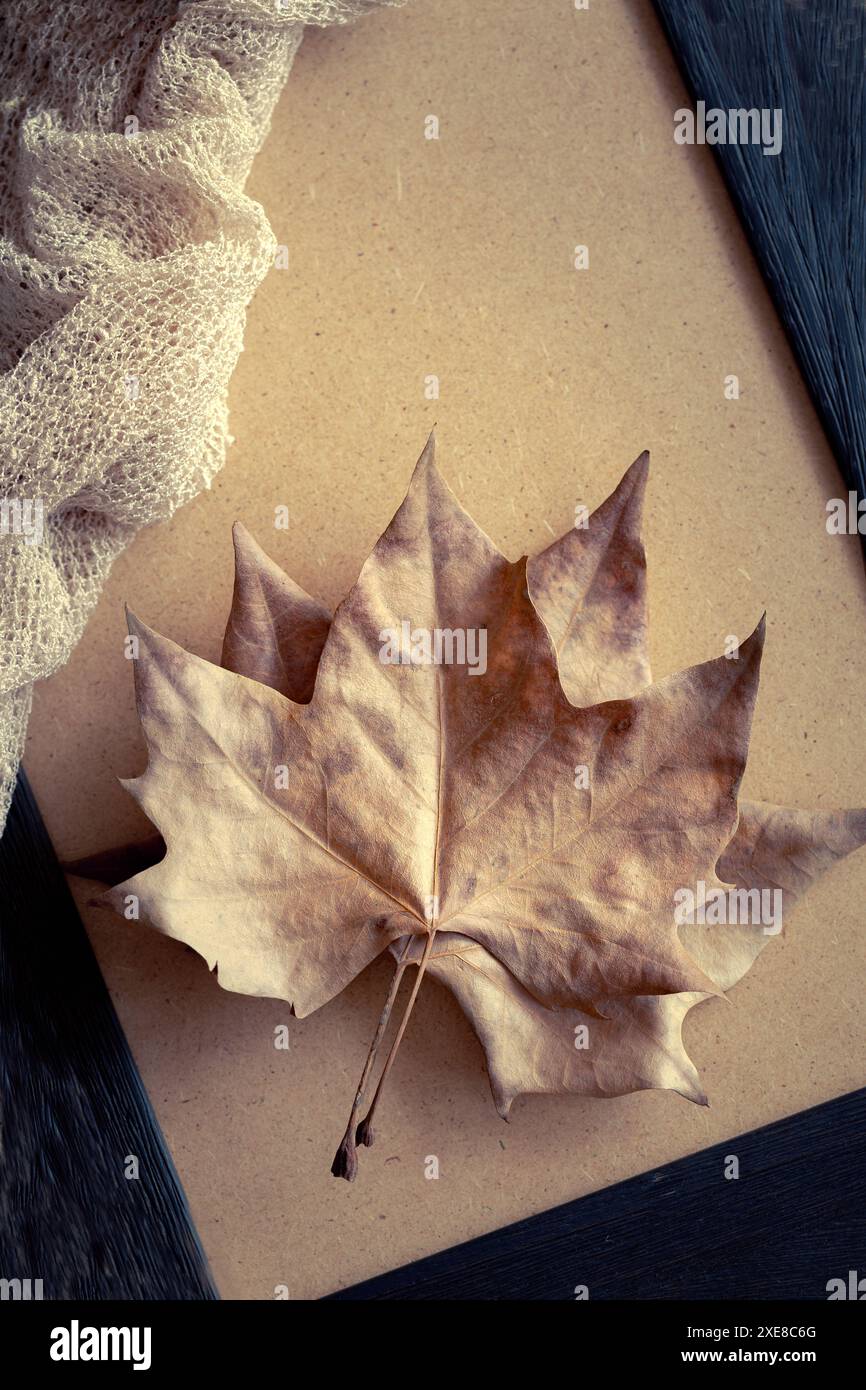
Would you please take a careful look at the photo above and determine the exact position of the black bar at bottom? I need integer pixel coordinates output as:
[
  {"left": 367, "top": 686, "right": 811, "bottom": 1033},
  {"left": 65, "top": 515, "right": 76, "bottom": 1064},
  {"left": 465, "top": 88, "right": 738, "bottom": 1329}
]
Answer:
[{"left": 0, "top": 1298, "right": 860, "bottom": 1372}]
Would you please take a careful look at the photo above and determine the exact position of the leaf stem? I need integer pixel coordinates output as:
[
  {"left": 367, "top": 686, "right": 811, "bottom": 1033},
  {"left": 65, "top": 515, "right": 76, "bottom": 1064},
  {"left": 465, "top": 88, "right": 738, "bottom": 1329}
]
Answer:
[
  {"left": 354, "top": 929, "right": 437, "bottom": 1150},
  {"left": 331, "top": 939, "right": 412, "bottom": 1181}
]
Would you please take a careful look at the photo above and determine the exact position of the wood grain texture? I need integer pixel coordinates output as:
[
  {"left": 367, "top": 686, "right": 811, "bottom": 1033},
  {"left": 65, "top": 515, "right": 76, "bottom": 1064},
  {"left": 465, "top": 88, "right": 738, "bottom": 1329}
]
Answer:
[
  {"left": 0, "top": 772, "right": 217, "bottom": 1300},
  {"left": 653, "top": 0, "right": 866, "bottom": 553},
  {"left": 328, "top": 1085, "right": 866, "bottom": 1300}
]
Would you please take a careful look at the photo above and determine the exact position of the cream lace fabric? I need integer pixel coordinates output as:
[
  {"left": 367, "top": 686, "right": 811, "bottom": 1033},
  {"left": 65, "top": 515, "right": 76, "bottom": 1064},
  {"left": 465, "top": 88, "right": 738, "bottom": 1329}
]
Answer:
[{"left": 0, "top": 0, "right": 404, "bottom": 831}]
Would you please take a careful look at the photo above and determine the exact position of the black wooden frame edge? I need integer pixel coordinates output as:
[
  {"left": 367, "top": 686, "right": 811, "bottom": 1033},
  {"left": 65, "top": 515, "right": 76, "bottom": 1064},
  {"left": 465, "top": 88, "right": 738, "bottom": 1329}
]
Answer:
[{"left": 326, "top": 1085, "right": 866, "bottom": 1300}]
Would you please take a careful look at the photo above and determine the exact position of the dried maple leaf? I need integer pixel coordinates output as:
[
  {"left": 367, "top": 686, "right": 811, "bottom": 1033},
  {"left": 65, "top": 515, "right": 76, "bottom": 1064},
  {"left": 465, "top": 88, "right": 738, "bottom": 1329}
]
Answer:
[
  {"left": 102, "top": 435, "right": 866, "bottom": 1178},
  {"left": 214, "top": 450, "right": 866, "bottom": 1125}
]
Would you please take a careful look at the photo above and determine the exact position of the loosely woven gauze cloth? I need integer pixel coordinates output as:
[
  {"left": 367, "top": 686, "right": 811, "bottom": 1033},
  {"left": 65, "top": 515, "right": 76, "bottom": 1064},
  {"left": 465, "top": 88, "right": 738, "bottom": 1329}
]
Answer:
[{"left": 0, "top": 0, "right": 405, "bottom": 831}]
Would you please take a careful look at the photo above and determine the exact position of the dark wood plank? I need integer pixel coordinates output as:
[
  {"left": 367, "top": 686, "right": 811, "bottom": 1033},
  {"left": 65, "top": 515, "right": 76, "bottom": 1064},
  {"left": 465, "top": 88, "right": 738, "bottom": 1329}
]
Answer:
[
  {"left": 652, "top": 0, "right": 866, "bottom": 555},
  {"left": 0, "top": 771, "right": 217, "bottom": 1300},
  {"left": 327, "top": 1086, "right": 866, "bottom": 1299}
]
